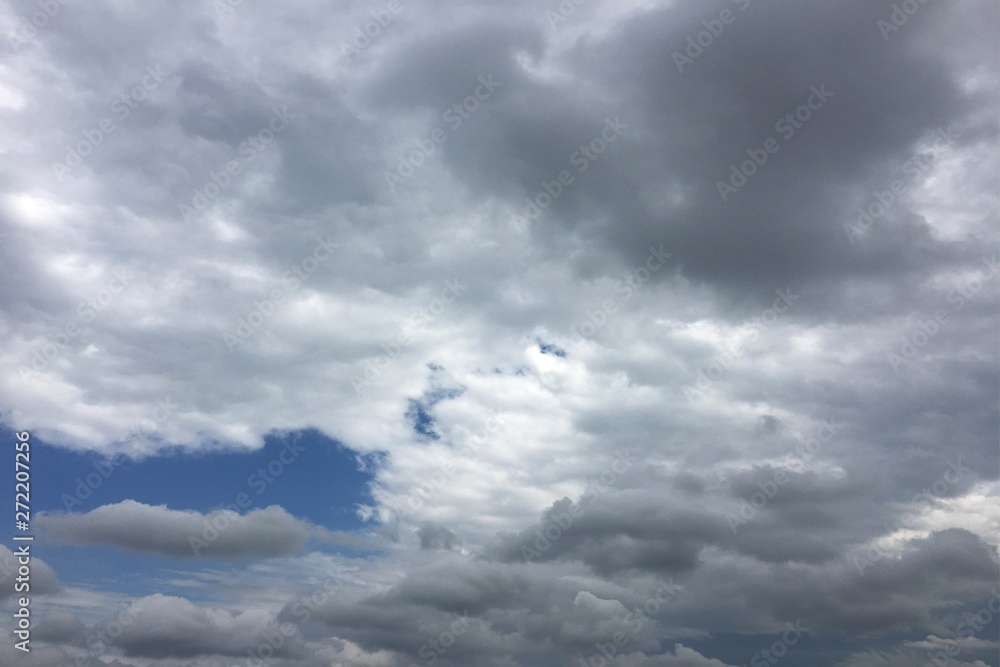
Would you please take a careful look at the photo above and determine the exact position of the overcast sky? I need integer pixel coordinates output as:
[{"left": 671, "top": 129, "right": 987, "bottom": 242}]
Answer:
[{"left": 1, "top": 0, "right": 999, "bottom": 666}]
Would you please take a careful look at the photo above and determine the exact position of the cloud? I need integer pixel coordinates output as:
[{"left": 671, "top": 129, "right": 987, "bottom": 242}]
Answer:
[
  {"left": 0, "top": 544, "right": 59, "bottom": 599},
  {"left": 418, "top": 522, "right": 462, "bottom": 551},
  {"left": 0, "top": 632, "right": 72, "bottom": 667},
  {"left": 104, "top": 593, "right": 307, "bottom": 660},
  {"left": 32, "top": 610, "right": 86, "bottom": 646},
  {"left": 0, "top": 0, "right": 997, "bottom": 664},
  {"left": 38, "top": 501, "right": 314, "bottom": 559},
  {"left": 608, "top": 645, "right": 739, "bottom": 666}
]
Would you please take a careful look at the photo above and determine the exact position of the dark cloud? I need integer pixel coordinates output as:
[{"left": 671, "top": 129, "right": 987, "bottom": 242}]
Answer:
[
  {"left": 100, "top": 594, "right": 308, "bottom": 660},
  {"left": 31, "top": 610, "right": 86, "bottom": 646},
  {"left": 38, "top": 501, "right": 312, "bottom": 559},
  {"left": 418, "top": 522, "right": 462, "bottom": 550}
]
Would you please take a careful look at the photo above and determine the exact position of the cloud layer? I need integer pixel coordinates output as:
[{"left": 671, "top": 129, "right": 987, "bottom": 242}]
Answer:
[
  {"left": 0, "top": 0, "right": 997, "bottom": 665},
  {"left": 39, "top": 501, "right": 314, "bottom": 559}
]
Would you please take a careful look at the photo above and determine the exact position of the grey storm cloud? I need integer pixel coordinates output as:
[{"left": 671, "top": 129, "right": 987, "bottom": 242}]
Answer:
[
  {"left": 418, "top": 522, "right": 462, "bottom": 551},
  {"left": 32, "top": 610, "right": 87, "bottom": 646},
  {"left": 102, "top": 594, "right": 308, "bottom": 660},
  {"left": 495, "top": 1, "right": 983, "bottom": 299},
  {"left": 38, "top": 501, "right": 312, "bottom": 559}
]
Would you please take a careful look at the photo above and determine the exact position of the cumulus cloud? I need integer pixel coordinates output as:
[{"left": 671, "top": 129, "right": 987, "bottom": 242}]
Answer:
[
  {"left": 38, "top": 501, "right": 314, "bottom": 559},
  {"left": 32, "top": 610, "right": 86, "bottom": 646},
  {"left": 0, "top": 544, "right": 59, "bottom": 599},
  {"left": 608, "top": 645, "right": 739, "bottom": 666},
  {"left": 104, "top": 593, "right": 307, "bottom": 660}
]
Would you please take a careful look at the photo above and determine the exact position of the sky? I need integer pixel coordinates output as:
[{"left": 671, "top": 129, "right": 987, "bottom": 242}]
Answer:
[{"left": 0, "top": 0, "right": 998, "bottom": 666}]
